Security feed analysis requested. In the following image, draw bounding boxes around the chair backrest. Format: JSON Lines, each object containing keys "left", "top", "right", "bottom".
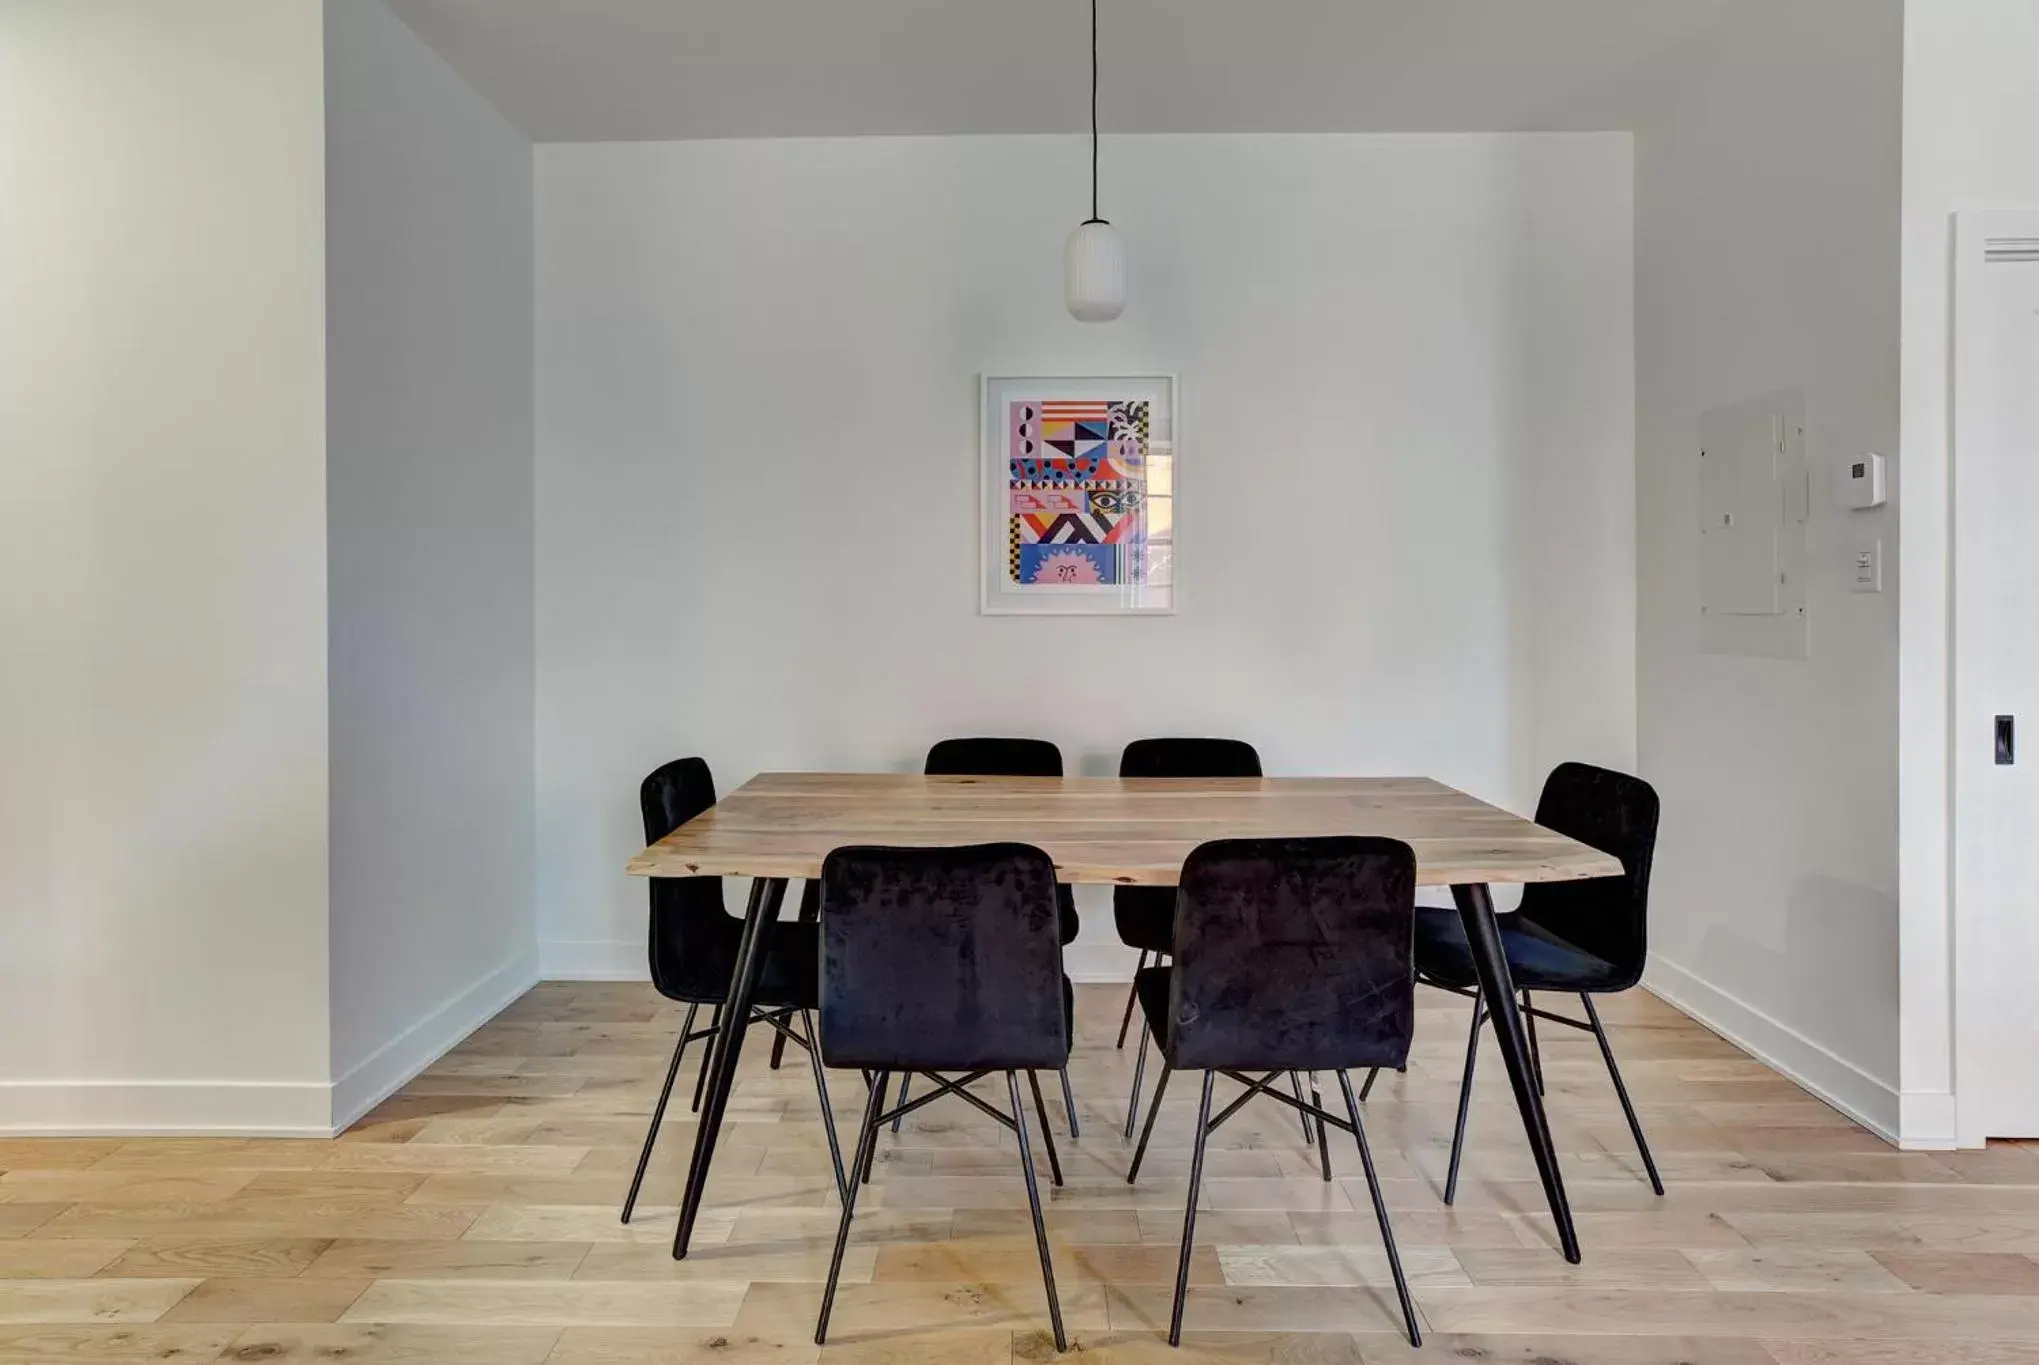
{"left": 925, "top": 737, "right": 1063, "bottom": 778}
{"left": 1164, "top": 836, "right": 1416, "bottom": 1073}
{"left": 1119, "top": 737, "right": 1262, "bottom": 780}
{"left": 1116, "top": 738, "right": 1263, "bottom": 929}
{"left": 818, "top": 843, "right": 1068, "bottom": 1072}
{"left": 640, "top": 757, "right": 732, "bottom": 998}
{"left": 1514, "top": 762, "right": 1660, "bottom": 987}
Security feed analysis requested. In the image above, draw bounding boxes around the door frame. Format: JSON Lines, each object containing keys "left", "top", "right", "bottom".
{"left": 1952, "top": 209, "right": 2039, "bottom": 1145}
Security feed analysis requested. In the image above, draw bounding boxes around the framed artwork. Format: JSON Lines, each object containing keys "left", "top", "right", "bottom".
{"left": 980, "top": 373, "right": 1177, "bottom": 615}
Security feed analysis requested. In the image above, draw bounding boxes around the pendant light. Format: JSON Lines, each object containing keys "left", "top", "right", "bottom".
{"left": 1064, "top": 0, "right": 1125, "bottom": 322}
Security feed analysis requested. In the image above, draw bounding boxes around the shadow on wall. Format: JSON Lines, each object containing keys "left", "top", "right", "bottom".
{"left": 1674, "top": 871, "right": 1897, "bottom": 1096}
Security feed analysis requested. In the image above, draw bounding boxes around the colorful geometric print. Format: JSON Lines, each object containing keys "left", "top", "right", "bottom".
{"left": 1014, "top": 510, "right": 1138, "bottom": 546}
{"left": 1007, "top": 398, "right": 1152, "bottom": 588}
{"left": 1017, "top": 543, "right": 1117, "bottom": 585}
{"left": 1010, "top": 454, "right": 1108, "bottom": 484}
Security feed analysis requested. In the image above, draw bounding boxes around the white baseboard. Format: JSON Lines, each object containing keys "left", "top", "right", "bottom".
{"left": 1644, "top": 953, "right": 1899, "bottom": 1142}
{"left": 1902, "top": 1089, "right": 1959, "bottom": 1150}
{"left": 542, "top": 938, "right": 646, "bottom": 980}
{"left": 0, "top": 1079, "right": 334, "bottom": 1138}
{"left": 329, "top": 951, "right": 541, "bottom": 1134}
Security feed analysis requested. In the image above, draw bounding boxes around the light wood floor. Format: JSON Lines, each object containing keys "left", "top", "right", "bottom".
{"left": 5, "top": 983, "right": 2037, "bottom": 1363}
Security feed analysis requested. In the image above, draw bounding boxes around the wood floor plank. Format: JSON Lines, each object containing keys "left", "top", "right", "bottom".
{"left": 873, "top": 1238, "right": 1220, "bottom": 1286}
{"left": 341, "top": 1277, "right": 748, "bottom": 1327}
{"left": 97, "top": 1235, "right": 332, "bottom": 1279}
{"left": 0, "top": 1240, "right": 133, "bottom": 1278}
{"left": 305, "top": 1237, "right": 593, "bottom": 1279}
{"left": 1104, "top": 1283, "right": 1416, "bottom": 1335}
{"left": 1451, "top": 1244, "right": 1706, "bottom": 1289}
{"left": 1418, "top": 1287, "right": 2039, "bottom": 1340}
{"left": 0, "top": 1279, "right": 199, "bottom": 1324}
{"left": 0, "top": 1324, "right": 241, "bottom": 1360}
{"left": 1681, "top": 1248, "right": 1912, "bottom": 1293}
{"left": 220, "top": 1323, "right": 561, "bottom": 1363}
{"left": 1024, "top": 1330, "right": 1371, "bottom": 1362}
{"left": 1216, "top": 1243, "right": 1468, "bottom": 1289}
{"left": 155, "top": 1273, "right": 371, "bottom": 1322}
{"left": 1868, "top": 1250, "right": 2039, "bottom": 1295}
{"left": 1353, "top": 1333, "right": 1778, "bottom": 1363}
{"left": 32, "top": 1197, "right": 485, "bottom": 1242}
{"left": 734, "top": 1278, "right": 1109, "bottom": 1336}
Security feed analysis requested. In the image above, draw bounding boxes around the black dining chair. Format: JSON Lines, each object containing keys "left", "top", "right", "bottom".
{"left": 879, "top": 738, "right": 1082, "bottom": 1136}
{"left": 813, "top": 843, "right": 1072, "bottom": 1351}
{"left": 1397, "top": 761, "right": 1662, "bottom": 1205}
{"left": 1112, "top": 740, "right": 1319, "bottom": 1158}
{"left": 1124, "top": 837, "right": 1423, "bottom": 1348}
{"left": 621, "top": 758, "right": 845, "bottom": 1224}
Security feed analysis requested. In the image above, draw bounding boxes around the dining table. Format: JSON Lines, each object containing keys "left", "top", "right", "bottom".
{"left": 626, "top": 770, "right": 1624, "bottom": 1265}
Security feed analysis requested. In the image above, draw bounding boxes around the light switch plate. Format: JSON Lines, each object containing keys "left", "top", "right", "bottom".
{"left": 1853, "top": 539, "right": 1884, "bottom": 593}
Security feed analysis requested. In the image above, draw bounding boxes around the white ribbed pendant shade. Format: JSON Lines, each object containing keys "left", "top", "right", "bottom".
{"left": 1064, "top": 220, "right": 1126, "bottom": 322}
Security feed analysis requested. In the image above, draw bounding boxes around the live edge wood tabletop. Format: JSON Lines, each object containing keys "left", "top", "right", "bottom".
{"left": 626, "top": 772, "right": 1622, "bottom": 888}
{"left": 628, "top": 771, "right": 1620, "bottom": 1269}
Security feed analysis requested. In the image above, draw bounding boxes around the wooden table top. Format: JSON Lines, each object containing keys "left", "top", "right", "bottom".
{"left": 627, "top": 772, "right": 1622, "bottom": 888}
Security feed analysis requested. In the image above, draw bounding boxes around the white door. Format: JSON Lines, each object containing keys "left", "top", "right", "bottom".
{"left": 1955, "top": 211, "right": 2039, "bottom": 1141}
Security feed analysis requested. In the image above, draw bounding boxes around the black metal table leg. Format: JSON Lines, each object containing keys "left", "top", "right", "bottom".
{"left": 1450, "top": 881, "right": 1580, "bottom": 1264}
{"left": 672, "top": 876, "right": 785, "bottom": 1259}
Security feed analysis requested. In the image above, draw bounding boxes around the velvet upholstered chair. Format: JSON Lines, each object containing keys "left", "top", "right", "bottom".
{"left": 813, "top": 843, "right": 1072, "bottom": 1351}
{"left": 1401, "top": 761, "right": 1663, "bottom": 1205}
{"left": 1112, "top": 739, "right": 1322, "bottom": 1160}
{"left": 883, "top": 738, "right": 1082, "bottom": 1136}
{"left": 1125, "top": 837, "right": 1423, "bottom": 1348}
{"left": 622, "top": 758, "right": 845, "bottom": 1223}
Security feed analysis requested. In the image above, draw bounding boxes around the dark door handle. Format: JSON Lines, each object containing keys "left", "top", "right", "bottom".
{"left": 1997, "top": 715, "right": 2016, "bottom": 766}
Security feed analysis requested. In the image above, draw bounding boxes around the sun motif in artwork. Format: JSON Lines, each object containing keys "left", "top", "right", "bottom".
{"left": 1036, "top": 549, "right": 1103, "bottom": 585}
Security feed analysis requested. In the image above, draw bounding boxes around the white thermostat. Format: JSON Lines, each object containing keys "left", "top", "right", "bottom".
{"left": 1837, "top": 452, "right": 1887, "bottom": 510}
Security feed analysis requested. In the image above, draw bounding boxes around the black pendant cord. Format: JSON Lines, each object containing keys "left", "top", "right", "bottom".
{"left": 1085, "top": 0, "right": 1105, "bottom": 226}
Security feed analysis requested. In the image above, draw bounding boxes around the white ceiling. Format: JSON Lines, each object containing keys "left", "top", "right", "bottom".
{"left": 382, "top": 0, "right": 1744, "bottom": 142}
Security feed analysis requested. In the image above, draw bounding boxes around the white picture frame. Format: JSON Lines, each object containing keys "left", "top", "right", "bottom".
{"left": 979, "top": 373, "right": 1178, "bottom": 616}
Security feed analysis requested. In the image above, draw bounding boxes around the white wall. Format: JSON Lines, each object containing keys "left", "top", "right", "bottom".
{"left": 534, "top": 133, "right": 1636, "bottom": 978}
{"left": 0, "top": 0, "right": 334, "bottom": 1132}
{"left": 324, "top": 0, "right": 538, "bottom": 1128}
{"left": 1898, "top": 0, "right": 2039, "bottom": 1148}
{"left": 1616, "top": 1, "right": 1903, "bottom": 1135}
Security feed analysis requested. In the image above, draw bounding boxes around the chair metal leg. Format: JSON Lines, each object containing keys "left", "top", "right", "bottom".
{"left": 1524, "top": 989, "right": 1544, "bottom": 1097}
{"left": 1058, "top": 1067, "right": 1081, "bottom": 1139}
{"left": 815, "top": 1070, "right": 885, "bottom": 1346}
{"left": 860, "top": 1072, "right": 896, "bottom": 1186}
{"left": 774, "top": 879, "right": 820, "bottom": 1074}
{"left": 1026, "top": 1071, "right": 1064, "bottom": 1187}
{"left": 621, "top": 1004, "right": 695, "bottom": 1224}
{"left": 890, "top": 1072, "right": 912, "bottom": 1135}
{"left": 1126, "top": 1062, "right": 1173, "bottom": 1185}
{"left": 690, "top": 1003, "right": 722, "bottom": 1113}
{"left": 1444, "top": 989, "right": 1484, "bottom": 1206}
{"left": 1582, "top": 993, "right": 1664, "bottom": 1196}
{"left": 801, "top": 1010, "right": 847, "bottom": 1202}
{"left": 1359, "top": 1067, "right": 1380, "bottom": 1102}
{"left": 1310, "top": 1074, "right": 1332, "bottom": 1183}
{"left": 1124, "top": 1027, "right": 1150, "bottom": 1140}
{"left": 1008, "top": 1071, "right": 1068, "bottom": 1352}
{"left": 1338, "top": 1070, "right": 1422, "bottom": 1348}
{"left": 1288, "top": 1071, "right": 1317, "bottom": 1149}
{"left": 1169, "top": 1070, "right": 1217, "bottom": 1347}
{"left": 1116, "top": 950, "right": 1149, "bottom": 1048}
